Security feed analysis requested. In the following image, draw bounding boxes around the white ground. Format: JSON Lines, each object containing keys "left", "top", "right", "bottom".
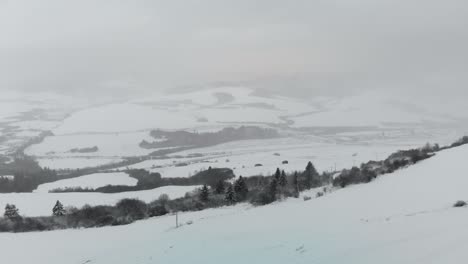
{"left": 290, "top": 92, "right": 462, "bottom": 128}
{"left": 36, "top": 157, "right": 124, "bottom": 170}
{"left": 34, "top": 172, "right": 138, "bottom": 193}
{"left": 0, "top": 90, "right": 88, "bottom": 156}
{"left": 21, "top": 87, "right": 468, "bottom": 173}
{"left": 0, "top": 185, "right": 199, "bottom": 217}
{"left": 26, "top": 131, "right": 155, "bottom": 157}
{"left": 2, "top": 144, "right": 468, "bottom": 263}
{"left": 122, "top": 132, "right": 457, "bottom": 179}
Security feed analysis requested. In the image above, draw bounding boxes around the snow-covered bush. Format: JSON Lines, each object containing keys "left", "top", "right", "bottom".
{"left": 454, "top": 200, "right": 467, "bottom": 207}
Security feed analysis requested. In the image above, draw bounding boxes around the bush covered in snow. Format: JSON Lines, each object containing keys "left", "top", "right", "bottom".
{"left": 454, "top": 200, "right": 467, "bottom": 208}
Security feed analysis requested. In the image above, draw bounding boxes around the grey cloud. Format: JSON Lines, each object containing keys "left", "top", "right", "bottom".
{"left": 0, "top": 0, "right": 467, "bottom": 97}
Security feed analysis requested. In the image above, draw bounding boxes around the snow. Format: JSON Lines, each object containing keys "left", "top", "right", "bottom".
{"left": 3, "top": 145, "right": 468, "bottom": 263}
{"left": 0, "top": 185, "right": 199, "bottom": 217}
{"left": 53, "top": 103, "right": 199, "bottom": 134}
{"left": 160, "top": 136, "right": 436, "bottom": 176}
{"left": 22, "top": 88, "right": 466, "bottom": 174}
{"left": 26, "top": 131, "right": 155, "bottom": 157}
{"left": 34, "top": 172, "right": 138, "bottom": 193}
{"left": 36, "top": 157, "right": 124, "bottom": 170}
{"left": 291, "top": 92, "right": 460, "bottom": 128}
{"left": 0, "top": 90, "right": 86, "bottom": 156}
{"left": 49, "top": 87, "right": 317, "bottom": 135}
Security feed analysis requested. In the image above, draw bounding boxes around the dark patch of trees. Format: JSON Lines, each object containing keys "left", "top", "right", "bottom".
{"left": 140, "top": 126, "right": 279, "bottom": 149}
{"left": 333, "top": 146, "right": 434, "bottom": 188}
{"left": 0, "top": 198, "right": 153, "bottom": 232}
{"left": 0, "top": 157, "right": 59, "bottom": 193}
{"left": 50, "top": 168, "right": 235, "bottom": 193}
{"left": 447, "top": 136, "right": 468, "bottom": 149}
{"left": 69, "top": 146, "right": 99, "bottom": 153}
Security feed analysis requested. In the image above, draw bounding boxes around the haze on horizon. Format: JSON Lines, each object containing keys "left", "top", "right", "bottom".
{"left": 1, "top": 0, "right": 467, "bottom": 99}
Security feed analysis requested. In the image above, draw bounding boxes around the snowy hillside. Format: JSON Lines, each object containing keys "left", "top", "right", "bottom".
{"left": 34, "top": 172, "right": 138, "bottom": 193}
{"left": 19, "top": 87, "right": 464, "bottom": 174}
{"left": 2, "top": 143, "right": 468, "bottom": 263}
{"left": 0, "top": 185, "right": 199, "bottom": 217}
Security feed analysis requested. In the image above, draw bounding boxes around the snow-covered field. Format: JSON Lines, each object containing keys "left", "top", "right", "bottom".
{"left": 2, "top": 143, "right": 468, "bottom": 263}
{"left": 34, "top": 172, "right": 138, "bottom": 193}
{"left": 0, "top": 185, "right": 199, "bottom": 217}
{"left": 121, "top": 131, "right": 457, "bottom": 179}
{"left": 36, "top": 157, "right": 124, "bottom": 170}
{"left": 50, "top": 87, "right": 315, "bottom": 135}
{"left": 19, "top": 87, "right": 467, "bottom": 175}
{"left": 0, "top": 90, "right": 87, "bottom": 156}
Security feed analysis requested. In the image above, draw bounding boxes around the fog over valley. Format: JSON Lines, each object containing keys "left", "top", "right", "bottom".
{"left": 1, "top": 1, "right": 468, "bottom": 264}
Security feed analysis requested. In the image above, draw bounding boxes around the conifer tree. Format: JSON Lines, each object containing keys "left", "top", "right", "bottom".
{"left": 199, "top": 184, "right": 210, "bottom": 202}
{"left": 225, "top": 184, "right": 236, "bottom": 204}
{"left": 214, "top": 180, "right": 225, "bottom": 194}
{"left": 4, "top": 204, "right": 19, "bottom": 219}
{"left": 274, "top": 168, "right": 281, "bottom": 181}
{"left": 269, "top": 178, "right": 278, "bottom": 201}
{"left": 234, "top": 176, "right": 248, "bottom": 201}
{"left": 293, "top": 171, "right": 300, "bottom": 197}
{"left": 52, "top": 200, "right": 66, "bottom": 216}
{"left": 279, "top": 170, "right": 287, "bottom": 188}
{"left": 304, "top": 161, "right": 319, "bottom": 189}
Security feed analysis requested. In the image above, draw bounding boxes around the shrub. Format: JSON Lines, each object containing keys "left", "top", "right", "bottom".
{"left": 148, "top": 204, "right": 169, "bottom": 217}
{"left": 116, "top": 199, "right": 148, "bottom": 221}
{"left": 251, "top": 190, "right": 275, "bottom": 205}
{"left": 454, "top": 200, "right": 467, "bottom": 207}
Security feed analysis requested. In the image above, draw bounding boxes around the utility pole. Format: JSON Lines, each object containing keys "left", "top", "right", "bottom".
{"left": 175, "top": 212, "right": 179, "bottom": 228}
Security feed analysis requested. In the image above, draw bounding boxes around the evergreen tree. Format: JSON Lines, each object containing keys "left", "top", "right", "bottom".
{"left": 279, "top": 170, "right": 287, "bottom": 188}
{"left": 293, "top": 171, "right": 300, "bottom": 197}
{"left": 214, "top": 180, "right": 225, "bottom": 194}
{"left": 4, "top": 204, "right": 19, "bottom": 219}
{"left": 52, "top": 200, "right": 66, "bottom": 216}
{"left": 199, "top": 184, "right": 210, "bottom": 202}
{"left": 269, "top": 178, "right": 278, "bottom": 201}
{"left": 304, "top": 161, "right": 319, "bottom": 189}
{"left": 274, "top": 168, "right": 281, "bottom": 181}
{"left": 225, "top": 184, "right": 236, "bottom": 204}
{"left": 234, "top": 176, "right": 249, "bottom": 201}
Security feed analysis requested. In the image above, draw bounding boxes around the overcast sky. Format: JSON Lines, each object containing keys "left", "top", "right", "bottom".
{"left": 1, "top": 0, "right": 467, "bottom": 97}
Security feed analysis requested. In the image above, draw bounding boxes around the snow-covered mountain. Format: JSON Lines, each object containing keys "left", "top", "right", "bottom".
{"left": 2, "top": 143, "right": 468, "bottom": 263}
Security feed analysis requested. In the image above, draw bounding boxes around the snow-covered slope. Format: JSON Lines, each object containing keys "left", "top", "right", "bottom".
{"left": 291, "top": 92, "right": 463, "bottom": 128}
{"left": 3, "top": 145, "right": 468, "bottom": 263}
{"left": 34, "top": 172, "right": 138, "bottom": 193}
{"left": 0, "top": 185, "right": 199, "bottom": 217}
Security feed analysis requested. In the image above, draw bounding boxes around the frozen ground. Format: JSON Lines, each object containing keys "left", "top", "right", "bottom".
{"left": 34, "top": 172, "right": 138, "bottom": 193}
{"left": 0, "top": 185, "right": 199, "bottom": 217}
{"left": 25, "top": 131, "right": 155, "bottom": 157}
{"left": 21, "top": 87, "right": 467, "bottom": 175}
{"left": 0, "top": 90, "right": 86, "bottom": 155}
{"left": 122, "top": 130, "right": 458, "bottom": 179}
{"left": 35, "top": 157, "right": 124, "bottom": 170}
{"left": 2, "top": 144, "right": 468, "bottom": 263}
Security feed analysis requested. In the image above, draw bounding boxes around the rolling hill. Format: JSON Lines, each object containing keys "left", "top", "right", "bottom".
{"left": 2, "top": 144, "right": 468, "bottom": 263}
